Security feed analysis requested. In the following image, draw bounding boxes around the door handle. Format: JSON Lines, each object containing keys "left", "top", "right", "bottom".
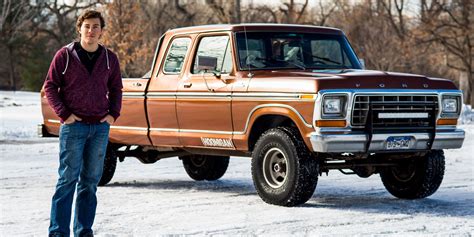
{"left": 183, "top": 82, "right": 192, "bottom": 88}
{"left": 132, "top": 82, "right": 142, "bottom": 87}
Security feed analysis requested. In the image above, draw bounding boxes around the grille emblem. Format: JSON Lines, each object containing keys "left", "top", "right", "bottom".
{"left": 402, "top": 83, "right": 408, "bottom": 88}
{"left": 423, "top": 84, "right": 429, "bottom": 88}
{"left": 379, "top": 83, "right": 385, "bottom": 88}
{"left": 356, "top": 83, "right": 360, "bottom": 87}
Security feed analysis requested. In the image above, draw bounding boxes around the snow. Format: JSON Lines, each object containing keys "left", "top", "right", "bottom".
{"left": 0, "top": 91, "right": 473, "bottom": 236}
{"left": 460, "top": 104, "right": 474, "bottom": 125}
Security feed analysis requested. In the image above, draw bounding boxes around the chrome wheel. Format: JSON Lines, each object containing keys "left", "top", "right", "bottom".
{"left": 262, "top": 148, "right": 289, "bottom": 188}
{"left": 251, "top": 127, "right": 319, "bottom": 206}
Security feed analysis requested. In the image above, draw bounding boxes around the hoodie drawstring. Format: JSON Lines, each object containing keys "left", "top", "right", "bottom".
{"left": 62, "top": 50, "right": 70, "bottom": 75}
{"left": 62, "top": 43, "right": 110, "bottom": 74}
{"left": 105, "top": 47, "right": 110, "bottom": 70}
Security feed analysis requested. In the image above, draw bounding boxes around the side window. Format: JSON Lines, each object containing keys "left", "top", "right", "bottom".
{"left": 192, "top": 35, "right": 232, "bottom": 74}
{"left": 163, "top": 38, "right": 191, "bottom": 74}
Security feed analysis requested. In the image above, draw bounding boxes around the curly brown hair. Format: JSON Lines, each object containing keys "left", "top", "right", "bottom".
{"left": 76, "top": 9, "right": 105, "bottom": 34}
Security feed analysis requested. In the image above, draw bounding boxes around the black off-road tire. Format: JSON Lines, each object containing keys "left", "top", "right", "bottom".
{"left": 380, "top": 150, "right": 445, "bottom": 199}
{"left": 251, "top": 127, "right": 319, "bottom": 206}
{"left": 98, "top": 145, "right": 118, "bottom": 186}
{"left": 181, "top": 155, "right": 230, "bottom": 181}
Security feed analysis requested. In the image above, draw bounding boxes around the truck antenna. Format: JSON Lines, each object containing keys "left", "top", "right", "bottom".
{"left": 244, "top": 24, "right": 253, "bottom": 92}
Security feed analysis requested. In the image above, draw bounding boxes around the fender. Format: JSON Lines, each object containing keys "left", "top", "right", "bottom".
{"left": 233, "top": 103, "right": 315, "bottom": 151}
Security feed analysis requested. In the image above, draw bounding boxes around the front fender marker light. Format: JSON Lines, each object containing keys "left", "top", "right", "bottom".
{"left": 315, "top": 120, "right": 347, "bottom": 127}
{"left": 437, "top": 118, "right": 458, "bottom": 126}
{"left": 300, "top": 94, "right": 316, "bottom": 100}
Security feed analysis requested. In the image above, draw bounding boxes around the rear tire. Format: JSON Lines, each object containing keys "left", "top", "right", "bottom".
{"left": 181, "top": 155, "right": 230, "bottom": 181}
{"left": 251, "top": 127, "right": 318, "bottom": 206}
{"left": 98, "top": 145, "right": 118, "bottom": 186}
{"left": 380, "top": 150, "right": 445, "bottom": 199}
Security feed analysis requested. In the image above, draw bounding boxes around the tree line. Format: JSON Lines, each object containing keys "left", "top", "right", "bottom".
{"left": 0, "top": 0, "right": 472, "bottom": 105}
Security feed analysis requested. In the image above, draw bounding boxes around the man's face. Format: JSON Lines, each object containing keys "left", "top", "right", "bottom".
{"left": 79, "top": 18, "right": 102, "bottom": 45}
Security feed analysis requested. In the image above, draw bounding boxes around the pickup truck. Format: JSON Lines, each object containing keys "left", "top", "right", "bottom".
{"left": 40, "top": 24, "right": 465, "bottom": 206}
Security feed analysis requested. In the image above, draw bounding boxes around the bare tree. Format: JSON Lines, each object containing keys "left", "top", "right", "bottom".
{"left": 37, "top": 0, "right": 101, "bottom": 47}
{"left": 242, "top": 0, "right": 309, "bottom": 24}
{"left": 308, "top": 0, "right": 338, "bottom": 26}
{"left": 0, "top": 0, "right": 39, "bottom": 90}
{"left": 243, "top": 5, "right": 278, "bottom": 23}
{"left": 279, "top": 0, "right": 309, "bottom": 24}
{"left": 234, "top": 0, "right": 241, "bottom": 23}
{"left": 204, "top": 0, "right": 242, "bottom": 24}
{"left": 205, "top": 0, "right": 233, "bottom": 23}
{"left": 379, "top": 0, "right": 408, "bottom": 40}
{"left": 166, "top": 0, "right": 198, "bottom": 27}
{"left": 420, "top": 0, "right": 473, "bottom": 105}
{"left": 0, "top": 0, "right": 468, "bottom": 94}
{"left": 102, "top": 0, "right": 152, "bottom": 77}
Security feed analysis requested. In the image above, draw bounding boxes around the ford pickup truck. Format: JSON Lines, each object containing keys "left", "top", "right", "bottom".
{"left": 40, "top": 24, "right": 465, "bottom": 206}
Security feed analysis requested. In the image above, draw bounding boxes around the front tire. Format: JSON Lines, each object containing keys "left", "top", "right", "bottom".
{"left": 181, "top": 155, "right": 230, "bottom": 181}
{"left": 380, "top": 150, "right": 445, "bottom": 199}
{"left": 98, "top": 145, "right": 118, "bottom": 186}
{"left": 251, "top": 127, "right": 319, "bottom": 206}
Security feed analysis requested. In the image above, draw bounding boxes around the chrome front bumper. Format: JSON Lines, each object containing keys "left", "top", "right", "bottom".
{"left": 310, "top": 129, "right": 465, "bottom": 153}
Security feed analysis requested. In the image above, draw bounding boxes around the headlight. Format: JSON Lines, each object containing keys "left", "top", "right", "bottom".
{"left": 324, "top": 98, "right": 342, "bottom": 114}
{"left": 322, "top": 95, "right": 346, "bottom": 117}
{"left": 442, "top": 96, "right": 459, "bottom": 113}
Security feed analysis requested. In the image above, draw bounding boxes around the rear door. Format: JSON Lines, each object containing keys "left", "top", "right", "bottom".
{"left": 147, "top": 36, "right": 193, "bottom": 147}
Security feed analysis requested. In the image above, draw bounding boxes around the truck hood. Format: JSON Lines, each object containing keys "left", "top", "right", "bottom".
{"left": 246, "top": 69, "right": 458, "bottom": 92}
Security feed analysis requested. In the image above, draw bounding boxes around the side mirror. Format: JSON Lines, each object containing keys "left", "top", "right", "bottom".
{"left": 197, "top": 55, "right": 218, "bottom": 72}
{"left": 359, "top": 58, "right": 365, "bottom": 70}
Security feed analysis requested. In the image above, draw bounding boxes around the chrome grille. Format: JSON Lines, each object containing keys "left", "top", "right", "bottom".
{"left": 351, "top": 95, "right": 438, "bottom": 129}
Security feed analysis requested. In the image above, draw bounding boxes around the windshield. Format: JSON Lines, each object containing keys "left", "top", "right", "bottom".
{"left": 236, "top": 32, "right": 361, "bottom": 70}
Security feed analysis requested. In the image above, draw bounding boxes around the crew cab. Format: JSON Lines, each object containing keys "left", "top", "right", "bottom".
{"left": 40, "top": 24, "right": 465, "bottom": 206}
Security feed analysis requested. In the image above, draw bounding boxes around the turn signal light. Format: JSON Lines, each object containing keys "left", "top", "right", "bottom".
{"left": 437, "top": 118, "right": 458, "bottom": 125}
{"left": 315, "top": 120, "right": 347, "bottom": 127}
{"left": 300, "top": 94, "right": 316, "bottom": 100}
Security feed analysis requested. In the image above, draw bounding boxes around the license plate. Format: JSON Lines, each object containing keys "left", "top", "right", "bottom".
{"left": 386, "top": 136, "right": 412, "bottom": 150}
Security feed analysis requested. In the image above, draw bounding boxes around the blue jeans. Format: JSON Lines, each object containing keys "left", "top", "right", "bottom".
{"left": 49, "top": 121, "right": 110, "bottom": 237}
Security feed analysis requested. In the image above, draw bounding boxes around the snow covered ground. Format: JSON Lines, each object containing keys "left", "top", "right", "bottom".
{"left": 0, "top": 91, "right": 473, "bottom": 236}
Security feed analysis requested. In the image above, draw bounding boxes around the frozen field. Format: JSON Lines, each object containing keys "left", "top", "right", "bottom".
{"left": 0, "top": 91, "right": 473, "bottom": 236}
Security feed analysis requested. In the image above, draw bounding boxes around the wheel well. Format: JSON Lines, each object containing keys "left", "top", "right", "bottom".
{"left": 248, "top": 115, "right": 298, "bottom": 152}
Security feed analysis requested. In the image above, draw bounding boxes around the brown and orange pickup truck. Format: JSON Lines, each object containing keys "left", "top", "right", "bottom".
{"left": 40, "top": 24, "right": 465, "bottom": 206}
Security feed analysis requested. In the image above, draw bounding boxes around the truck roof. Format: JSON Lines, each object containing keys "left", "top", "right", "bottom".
{"left": 167, "top": 24, "right": 344, "bottom": 35}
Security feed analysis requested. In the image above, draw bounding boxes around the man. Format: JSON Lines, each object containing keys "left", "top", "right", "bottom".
{"left": 44, "top": 9, "right": 122, "bottom": 237}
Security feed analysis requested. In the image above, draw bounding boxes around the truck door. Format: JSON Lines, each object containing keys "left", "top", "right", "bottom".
{"left": 147, "top": 37, "right": 193, "bottom": 147}
{"left": 110, "top": 76, "right": 150, "bottom": 145}
{"left": 176, "top": 34, "right": 235, "bottom": 149}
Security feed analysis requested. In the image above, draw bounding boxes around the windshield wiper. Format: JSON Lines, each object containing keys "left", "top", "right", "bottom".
{"left": 312, "top": 55, "right": 343, "bottom": 65}
{"left": 275, "top": 59, "right": 306, "bottom": 70}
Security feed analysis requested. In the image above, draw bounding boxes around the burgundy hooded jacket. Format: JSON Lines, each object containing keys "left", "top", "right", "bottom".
{"left": 44, "top": 43, "right": 123, "bottom": 123}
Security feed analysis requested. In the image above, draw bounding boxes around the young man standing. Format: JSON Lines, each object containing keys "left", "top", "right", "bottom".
{"left": 44, "top": 10, "right": 122, "bottom": 237}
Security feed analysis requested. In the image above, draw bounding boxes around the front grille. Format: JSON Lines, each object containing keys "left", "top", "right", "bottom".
{"left": 351, "top": 95, "right": 438, "bottom": 132}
